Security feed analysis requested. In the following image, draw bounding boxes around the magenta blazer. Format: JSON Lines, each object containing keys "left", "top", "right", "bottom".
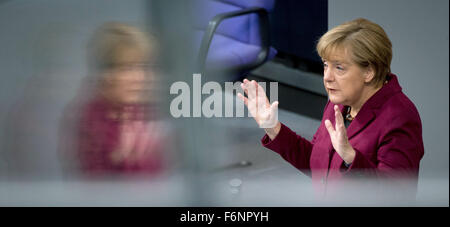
{"left": 77, "top": 96, "right": 165, "bottom": 176}
{"left": 261, "top": 74, "right": 424, "bottom": 198}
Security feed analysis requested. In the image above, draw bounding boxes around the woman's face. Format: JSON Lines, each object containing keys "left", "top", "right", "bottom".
{"left": 102, "top": 63, "right": 154, "bottom": 104}
{"left": 322, "top": 49, "right": 370, "bottom": 107}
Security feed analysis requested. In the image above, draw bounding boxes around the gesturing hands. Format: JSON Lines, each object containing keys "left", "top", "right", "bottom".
{"left": 237, "top": 79, "right": 279, "bottom": 129}
{"left": 237, "top": 79, "right": 356, "bottom": 165}
{"left": 111, "top": 120, "right": 164, "bottom": 165}
{"left": 324, "top": 105, "right": 356, "bottom": 165}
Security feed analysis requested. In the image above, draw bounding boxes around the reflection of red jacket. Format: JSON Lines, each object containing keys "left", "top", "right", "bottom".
{"left": 77, "top": 96, "right": 165, "bottom": 176}
{"left": 262, "top": 74, "right": 424, "bottom": 198}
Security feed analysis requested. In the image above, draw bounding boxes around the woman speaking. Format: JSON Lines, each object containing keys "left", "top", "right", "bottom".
{"left": 238, "top": 18, "right": 424, "bottom": 201}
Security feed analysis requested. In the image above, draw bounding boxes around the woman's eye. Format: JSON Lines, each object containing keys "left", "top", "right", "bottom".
{"left": 336, "top": 66, "right": 344, "bottom": 71}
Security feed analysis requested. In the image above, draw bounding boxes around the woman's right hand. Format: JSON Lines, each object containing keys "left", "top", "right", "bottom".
{"left": 238, "top": 79, "right": 281, "bottom": 139}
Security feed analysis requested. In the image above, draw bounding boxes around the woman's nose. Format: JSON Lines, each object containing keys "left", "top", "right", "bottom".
{"left": 323, "top": 67, "right": 334, "bottom": 82}
{"left": 129, "top": 69, "right": 146, "bottom": 82}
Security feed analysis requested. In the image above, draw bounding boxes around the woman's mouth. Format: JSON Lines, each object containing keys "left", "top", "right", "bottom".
{"left": 327, "top": 88, "right": 338, "bottom": 93}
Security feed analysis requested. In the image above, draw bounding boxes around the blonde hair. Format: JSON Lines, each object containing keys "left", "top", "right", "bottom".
{"left": 316, "top": 18, "right": 392, "bottom": 86}
{"left": 88, "top": 22, "right": 154, "bottom": 71}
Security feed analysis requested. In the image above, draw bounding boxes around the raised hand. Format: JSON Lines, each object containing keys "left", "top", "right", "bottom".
{"left": 110, "top": 121, "right": 138, "bottom": 164}
{"left": 237, "top": 79, "right": 279, "bottom": 129}
{"left": 324, "top": 105, "right": 356, "bottom": 165}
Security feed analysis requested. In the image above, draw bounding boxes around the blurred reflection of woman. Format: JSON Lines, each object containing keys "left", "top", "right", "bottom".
{"left": 238, "top": 18, "right": 424, "bottom": 200}
{"left": 63, "top": 23, "right": 170, "bottom": 177}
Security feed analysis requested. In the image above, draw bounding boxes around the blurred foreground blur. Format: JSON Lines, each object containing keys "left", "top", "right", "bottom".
{"left": 0, "top": 0, "right": 448, "bottom": 206}
{"left": 59, "top": 22, "right": 175, "bottom": 178}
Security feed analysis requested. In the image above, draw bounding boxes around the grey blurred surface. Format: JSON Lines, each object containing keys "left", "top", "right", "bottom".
{"left": 0, "top": 0, "right": 448, "bottom": 206}
{"left": 0, "top": 0, "right": 150, "bottom": 178}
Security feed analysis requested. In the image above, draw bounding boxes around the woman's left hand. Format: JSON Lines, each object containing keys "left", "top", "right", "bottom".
{"left": 325, "top": 105, "right": 356, "bottom": 165}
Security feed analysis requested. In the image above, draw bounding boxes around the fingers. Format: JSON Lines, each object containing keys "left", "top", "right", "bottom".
{"left": 240, "top": 79, "right": 257, "bottom": 100}
{"left": 270, "top": 101, "right": 279, "bottom": 110}
{"left": 241, "top": 79, "right": 257, "bottom": 113}
{"left": 268, "top": 101, "right": 279, "bottom": 125}
{"left": 248, "top": 80, "right": 257, "bottom": 100}
{"left": 241, "top": 79, "right": 250, "bottom": 97}
{"left": 324, "top": 119, "right": 335, "bottom": 136}
{"left": 240, "top": 79, "right": 251, "bottom": 90}
{"left": 237, "top": 92, "right": 248, "bottom": 106}
{"left": 333, "top": 105, "right": 346, "bottom": 134}
{"left": 241, "top": 79, "right": 267, "bottom": 97}
{"left": 241, "top": 77, "right": 273, "bottom": 113}
{"left": 256, "top": 80, "right": 270, "bottom": 107}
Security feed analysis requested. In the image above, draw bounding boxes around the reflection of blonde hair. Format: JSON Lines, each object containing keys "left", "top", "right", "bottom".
{"left": 317, "top": 18, "right": 392, "bottom": 86}
{"left": 89, "top": 22, "right": 154, "bottom": 71}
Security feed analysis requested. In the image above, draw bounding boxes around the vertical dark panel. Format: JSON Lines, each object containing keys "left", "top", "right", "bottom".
{"left": 270, "top": 0, "right": 328, "bottom": 71}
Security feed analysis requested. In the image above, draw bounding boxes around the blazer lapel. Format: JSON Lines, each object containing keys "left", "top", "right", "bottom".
{"left": 322, "top": 74, "right": 403, "bottom": 172}
{"left": 346, "top": 73, "right": 402, "bottom": 140}
{"left": 333, "top": 104, "right": 375, "bottom": 141}
{"left": 346, "top": 108, "right": 375, "bottom": 140}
